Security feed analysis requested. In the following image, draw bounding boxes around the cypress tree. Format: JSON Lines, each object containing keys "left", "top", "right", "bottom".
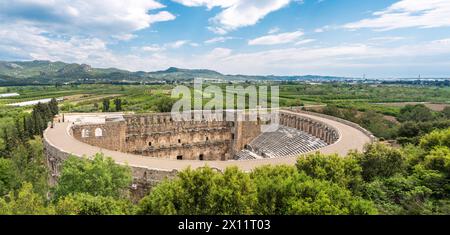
{"left": 26, "top": 116, "right": 34, "bottom": 139}
{"left": 2, "top": 128, "right": 12, "bottom": 156}
{"left": 102, "top": 99, "right": 110, "bottom": 112}
{"left": 49, "top": 98, "right": 59, "bottom": 116}
{"left": 114, "top": 98, "right": 122, "bottom": 112}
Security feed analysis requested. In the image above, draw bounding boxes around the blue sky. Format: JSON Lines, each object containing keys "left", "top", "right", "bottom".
{"left": 1, "top": 0, "right": 450, "bottom": 78}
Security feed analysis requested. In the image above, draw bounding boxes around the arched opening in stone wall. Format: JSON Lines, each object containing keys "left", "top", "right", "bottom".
{"left": 177, "top": 155, "right": 183, "bottom": 160}
{"left": 95, "top": 128, "right": 103, "bottom": 137}
{"left": 199, "top": 154, "right": 204, "bottom": 161}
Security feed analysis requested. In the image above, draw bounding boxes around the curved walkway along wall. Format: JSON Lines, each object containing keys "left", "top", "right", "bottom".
{"left": 44, "top": 110, "right": 374, "bottom": 199}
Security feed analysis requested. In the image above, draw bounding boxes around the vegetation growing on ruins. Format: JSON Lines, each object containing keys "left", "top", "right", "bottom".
{"left": 0, "top": 83, "right": 449, "bottom": 215}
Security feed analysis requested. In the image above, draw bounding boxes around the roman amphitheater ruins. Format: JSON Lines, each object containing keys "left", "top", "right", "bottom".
{"left": 44, "top": 108, "right": 376, "bottom": 198}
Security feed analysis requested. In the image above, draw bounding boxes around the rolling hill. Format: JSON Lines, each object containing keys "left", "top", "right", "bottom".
{"left": 0, "top": 60, "right": 348, "bottom": 85}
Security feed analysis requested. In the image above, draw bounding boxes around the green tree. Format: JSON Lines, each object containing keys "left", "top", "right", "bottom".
{"left": 154, "top": 97, "right": 176, "bottom": 113}
{"left": 56, "top": 193, "right": 135, "bottom": 215}
{"left": 210, "top": 167, "right": 256, "bottom": 214}
{"left": 398, "top": 104, "right": 434, "bottom": 122}
{"left": 102, "top": 99, "right": 110, "bottom": 112}
{"left": 137, "top": 179, "right": 182, "bottom": 215}
{"left": 48, "top": 98, "right": 59, "bottom": 116}
{"left": 419, "top": 128, "right": 450, "bottom": 151}
{"left": 361, "top": 174, "right": 436, "bottom": 215}
{"left": 356, "top": 143, "right": 406, "bottom": 181}
{"left": 296, "top": 152, "right": 363, "bottom": 193}
{"left": 11, "top": 138, "right": 49, "bottom": 196}
{"left": 323, "top": 105, "right": 342, "bottom": 117}
{"left": 442, "top": 107, "right": 450, "bottom": 119}
{"left": 342, "top": 108, "right": 359, "bottom": 123}
{"left": 0, "top": 158, "right": 16, "bottom": 196}
{"left": 114, "top": 98, "right": 122, "bottom": 111}
{"left": 251, "top": 165, "right": 376, "bottom": 215}
{"left": 359, "top": 111, "right": 396, "bottom": 140}
{"left": 53, "top": 153, "right": 132, "bottom": 200}
{"left": 0, "top": 182, "right": 54, "bottom": 215}
{"left": 138, "top": 167, "right": 257, "bottom": 215}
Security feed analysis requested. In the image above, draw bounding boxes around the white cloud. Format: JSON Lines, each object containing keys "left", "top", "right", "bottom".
{"left": 0, "top": 0, "right": 176, "bottom": 39}
{"left": 206, "top": 47, "right": 233, "bottom": 59}
{"left": 294, "top": 39, "right": 315, "bottom": 45}
{"left": 180, "top": 38, "right": 450, "bottom": 76}
{"left": 166, "top": 40, "right": 190, "bottom": 49}
{"left": 0, "top": 23, "right": 113, "bottom": 63}
{"left": 172, "top": 0, "right": 237, "bottom": 9}
{"left": 112, "top": 34, "right": 137, "bottom": 41}
{"left": 140, "top": 40, "right": 197, "bottom": 53}
{"left": 0, "top": 22, "right": 188, "bottom": 71}
{"left": 248, "top": 30, "right": 304, "bottom": 45}
{"left": 3, "top": 23, "right": 450, "bottom": 77}
{"left": 344, "top": 0, "right": 450, "bottom": 31}
{"left": 141, "top": 45, "right": 165, "bottom": 52}
{"left": 268, "top": 27, "right": 281, "bottom": 34}
{"left": 368, "top": 37, "right": 406, "bottom": 43}
{"left": 174, "top": 0, "right": 298, "bottom": 33}
{"left": 204, "top": 36, "right": 234, "bottom": 44}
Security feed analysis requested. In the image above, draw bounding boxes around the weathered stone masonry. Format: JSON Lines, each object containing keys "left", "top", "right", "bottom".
{"left": 44, "top": 110, "right": 345, "bottom": 199}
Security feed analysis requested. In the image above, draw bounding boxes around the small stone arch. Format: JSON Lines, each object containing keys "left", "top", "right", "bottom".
{"left": 95, "top": 128, "right": 103, "bottom": 137}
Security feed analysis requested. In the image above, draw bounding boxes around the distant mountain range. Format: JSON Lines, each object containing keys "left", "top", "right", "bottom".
{"left": 0, "top": 60, "right": 351, "bottom": 85}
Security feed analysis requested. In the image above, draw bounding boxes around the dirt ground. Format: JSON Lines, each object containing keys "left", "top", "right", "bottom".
{"left": 64, "top": 94, "right": 123, "bottom": 105}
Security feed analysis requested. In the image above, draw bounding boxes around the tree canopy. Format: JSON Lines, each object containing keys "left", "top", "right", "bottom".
{"left": 53, "top": 153, "right": 132, "bottom": 200}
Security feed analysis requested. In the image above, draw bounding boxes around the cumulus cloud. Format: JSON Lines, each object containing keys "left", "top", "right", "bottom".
{"left": 173, "top": 0, "right": 298, "bottom": 33}
{"left": 181, "top": 38, "right": 450, "bottom": 76}
{"left": 3, "top": 23, "right": 450, "bottom": 77}
{"left": 344, "top": 0, "right": 450, "bottom": 31}
{"left": 0, "top": 0, "right": 176, "bottom": 39}
{"left": 248, "top": 30, "right": 304, "bottom": 45}
{"left": 0, "top": 23, "right": 113, "bottom": 63}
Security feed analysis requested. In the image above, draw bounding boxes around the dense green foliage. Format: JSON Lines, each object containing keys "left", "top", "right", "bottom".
{"left": 137, "top": 165, "right": 375, "bottom": 215}
{"left": 55, "top": 193, "right": 135, "bottom": 215}
{"left": 53, "top": 154, "right": 132, "bottom": 200}
{"left": 137, "top": 167, "right": 257, "bottom": 215}
{"left": 320, "top": 103, "right": 450, "bottom": 142}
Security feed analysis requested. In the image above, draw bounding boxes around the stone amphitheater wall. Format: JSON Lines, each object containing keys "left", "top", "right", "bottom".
{"left": 279, "top": 111, "right": 340, "bottom": 144}
{"left": 44, "top": 110, "right": 370, "bottom": 200}
{"left": 70, "top": 111, "right": 345, "bottom": 161}
{"left": 71, "top": 121, "right": 127, "bottom": 151}
{"left": 286, "top": 107, "right": 377, "bottom": 142}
